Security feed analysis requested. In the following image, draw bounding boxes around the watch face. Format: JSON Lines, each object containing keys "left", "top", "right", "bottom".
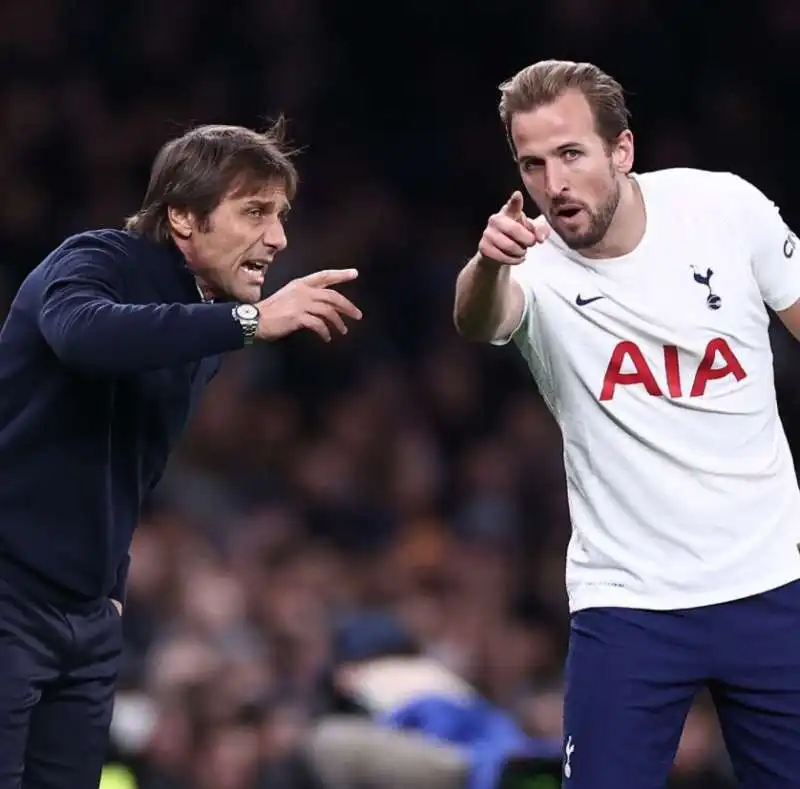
{"left": 237, "top": 304, "right": 259, "bottom": 321}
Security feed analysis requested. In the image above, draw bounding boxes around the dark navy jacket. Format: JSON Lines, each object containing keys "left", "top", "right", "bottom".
{"left": 0, "top": 229, "right": 244, "bottom": 605}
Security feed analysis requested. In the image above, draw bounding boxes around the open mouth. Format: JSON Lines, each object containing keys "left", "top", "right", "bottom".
{"left": 554, "top": 206, "right": 582, "bottom": 220}
{"left": 242, "top": 259, "right": 268, "bottom": 275}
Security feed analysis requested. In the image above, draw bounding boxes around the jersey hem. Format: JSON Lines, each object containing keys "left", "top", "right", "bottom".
{"left": 568, "top": 566, "right": 800, "bottom": 613}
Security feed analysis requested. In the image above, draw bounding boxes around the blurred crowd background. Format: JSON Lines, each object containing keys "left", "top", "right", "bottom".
{"left": 4, "top": 1, "right": 800, "bottom": 788}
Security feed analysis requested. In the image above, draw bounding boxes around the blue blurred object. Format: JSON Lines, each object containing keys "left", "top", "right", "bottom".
{"left": 332, "top": 612, "right": 562, "bottom": 789}
{"left": 380, "top": 695, "right": 561, "bottom": 789}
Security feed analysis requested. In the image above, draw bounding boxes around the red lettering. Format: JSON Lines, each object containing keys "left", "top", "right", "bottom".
{"left": 689, "top": 337, "right": 747, "bottom": 397}
{"left": 600, "top": 341, "right": 663, "bottom": 401}
{"left": 663, "top": 344, "right": 682, "bottom": 397}
{"left": 600, "top": 338, "right": 747, "bottom": 401}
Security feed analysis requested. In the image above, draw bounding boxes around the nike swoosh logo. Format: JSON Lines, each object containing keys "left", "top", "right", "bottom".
{"left": 575, "top": 295, "right": 604, "bottom": 306}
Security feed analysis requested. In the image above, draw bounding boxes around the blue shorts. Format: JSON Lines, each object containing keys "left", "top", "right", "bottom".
{"left": 562, "top": 579, "right": 800, "bottom": 789}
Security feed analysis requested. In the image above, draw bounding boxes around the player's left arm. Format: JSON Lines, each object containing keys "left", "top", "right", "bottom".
{"left": 768, "top": 232, "right": 800, "bottom": 341}
{"left": 736, "top": 174, "right": 800, "bottom": 340}
{"left": 776, "top": 287, "right": 800, "bottom": 341}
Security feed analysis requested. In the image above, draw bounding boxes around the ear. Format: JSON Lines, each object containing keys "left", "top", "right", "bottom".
{"left": 612, "top": 129, "right": 635, "bottom": 175}
{"left": 167, "top": 206, "right": 194, "bottom": 239}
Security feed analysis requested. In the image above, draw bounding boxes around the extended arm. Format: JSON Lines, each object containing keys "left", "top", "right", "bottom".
{"left": 453, "top": 191, "right": 548, "bottom": 343}
{"left": 453, "top": 254, "right": 526, "bottom": 342}
{"left": 39, "top": 249, "right": 244, "bottom": 373}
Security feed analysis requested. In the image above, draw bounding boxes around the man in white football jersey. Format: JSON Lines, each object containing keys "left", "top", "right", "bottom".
{"left": 453, "top": 59, "right": 800, "bottom": 789}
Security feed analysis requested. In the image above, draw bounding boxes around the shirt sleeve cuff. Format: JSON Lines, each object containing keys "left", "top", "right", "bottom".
{"left": 490, "top": 278, "right": 531, "bottom": 346}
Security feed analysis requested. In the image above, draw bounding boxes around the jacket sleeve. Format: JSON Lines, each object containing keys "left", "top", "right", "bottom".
{"left": 38, "top": 246, "right": 245, "bottom": 373}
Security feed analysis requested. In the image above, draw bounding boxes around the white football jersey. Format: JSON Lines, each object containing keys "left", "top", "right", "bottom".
{"left": 499, "top": 168, "right": 800, "bottom": 612}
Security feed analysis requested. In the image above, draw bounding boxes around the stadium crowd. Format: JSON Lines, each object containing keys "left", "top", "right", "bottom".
{"left": 3, "top": 1, "right": 800, "bottom": 787}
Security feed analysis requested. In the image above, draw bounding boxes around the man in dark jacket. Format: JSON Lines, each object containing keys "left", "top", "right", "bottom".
{"left": 0, "top": 120, "right": 361, "bottom": 789}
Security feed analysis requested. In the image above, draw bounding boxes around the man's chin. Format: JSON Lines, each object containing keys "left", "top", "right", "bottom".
{"left": 560, "top": 233, "right": 596, "bottom": 251}
{"left": 227, "top": 283, "right": 264, "bottom": 304}
{"left": 554, "top": 224, "right": 606, "bottom": 252}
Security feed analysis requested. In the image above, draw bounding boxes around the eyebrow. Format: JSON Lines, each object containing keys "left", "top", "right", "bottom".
{"left": 243, "top": 198, "right": 291, "bottom": 216}
{"left": 519, "top": 141, "right": 585, "bottom": 164}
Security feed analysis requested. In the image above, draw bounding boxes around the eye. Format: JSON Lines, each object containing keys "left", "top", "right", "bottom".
{"left": 521, "top": 159, "right": 543, "bottom": 172}
{"left": 563, "top": 148, "right": 582, "bottom": 161}
{"left": 247, "top": 207, "right": 264, "bottom": 218}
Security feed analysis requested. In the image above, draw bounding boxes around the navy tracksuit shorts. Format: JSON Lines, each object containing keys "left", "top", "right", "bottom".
{"left": 0, "top": 574, "right": 122, "bottom": 789}
{"left": 561, "top": 579, "right": 800, "bottom": 788}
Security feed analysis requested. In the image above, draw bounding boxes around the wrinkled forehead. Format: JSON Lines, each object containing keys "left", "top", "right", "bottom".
{"left": 510, "top": 91, "right": 599, "bottom": 156}
{"left": 227, "top": 174, "right": 291, "bottom": 208}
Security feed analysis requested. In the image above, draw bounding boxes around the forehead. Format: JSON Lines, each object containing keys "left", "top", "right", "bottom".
{"left": 510, "top": 90, "right": 598, "bottom": 155}
{"left": 226, "top": 176, "right": 290, "bottom": 206}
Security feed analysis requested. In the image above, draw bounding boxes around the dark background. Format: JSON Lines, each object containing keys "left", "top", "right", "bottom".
{"left": 3, "top": 1, "right": 800, "bottom": 787}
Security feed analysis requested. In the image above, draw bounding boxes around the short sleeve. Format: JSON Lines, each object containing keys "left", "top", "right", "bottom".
{"left": 490, "top": 262, "right": 535, "bottom": 346}
{"left": 730, "top": 174, "right": 800, "bottom": 311}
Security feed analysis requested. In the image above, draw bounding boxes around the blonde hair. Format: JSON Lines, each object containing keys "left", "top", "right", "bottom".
{"left": 498, "top": 60, "right": 630, "bottom": 148}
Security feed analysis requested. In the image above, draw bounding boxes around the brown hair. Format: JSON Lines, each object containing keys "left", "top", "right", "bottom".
{"left": 125, "top": 118, "right": 299, "bottom": 243}
{"left": 498, "top": 60, "right": 630, "bottom": 151}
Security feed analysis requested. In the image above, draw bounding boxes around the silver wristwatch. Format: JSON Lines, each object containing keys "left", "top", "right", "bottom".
{"left": 232, "top": 303, "right": 259, "bottom": 344}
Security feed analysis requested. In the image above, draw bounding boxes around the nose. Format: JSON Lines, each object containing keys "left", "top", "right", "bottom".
{"left": 264, "top": 219, "right": 288, "bottom": 252}
{"left": 544, "top": 160, "right": 569, "bottom": 200}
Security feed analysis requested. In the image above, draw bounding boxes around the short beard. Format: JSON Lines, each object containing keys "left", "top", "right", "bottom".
{"left": 560, "top": 179, "right": 621, "bottom": 251}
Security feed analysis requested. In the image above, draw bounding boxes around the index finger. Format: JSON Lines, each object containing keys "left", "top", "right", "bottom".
{"left": 301, "top": 268, "right": 359, "bottom": 288}
{"left": 500, "top": 190, "right": 524, "bottom": 220}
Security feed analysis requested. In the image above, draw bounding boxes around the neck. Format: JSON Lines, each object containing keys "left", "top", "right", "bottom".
{"left": 172, "top": 233, "right": 221, "bottom": 302}
{"left": 580, "top": 175, "right": 646, "bottom": 260}
{"left": 195, "top": 277, "right": 218, "bottom": 302}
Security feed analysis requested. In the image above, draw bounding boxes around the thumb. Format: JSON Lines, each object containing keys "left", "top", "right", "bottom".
{"left": 501, "top": 190, "right": 524, "bottom": 220}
